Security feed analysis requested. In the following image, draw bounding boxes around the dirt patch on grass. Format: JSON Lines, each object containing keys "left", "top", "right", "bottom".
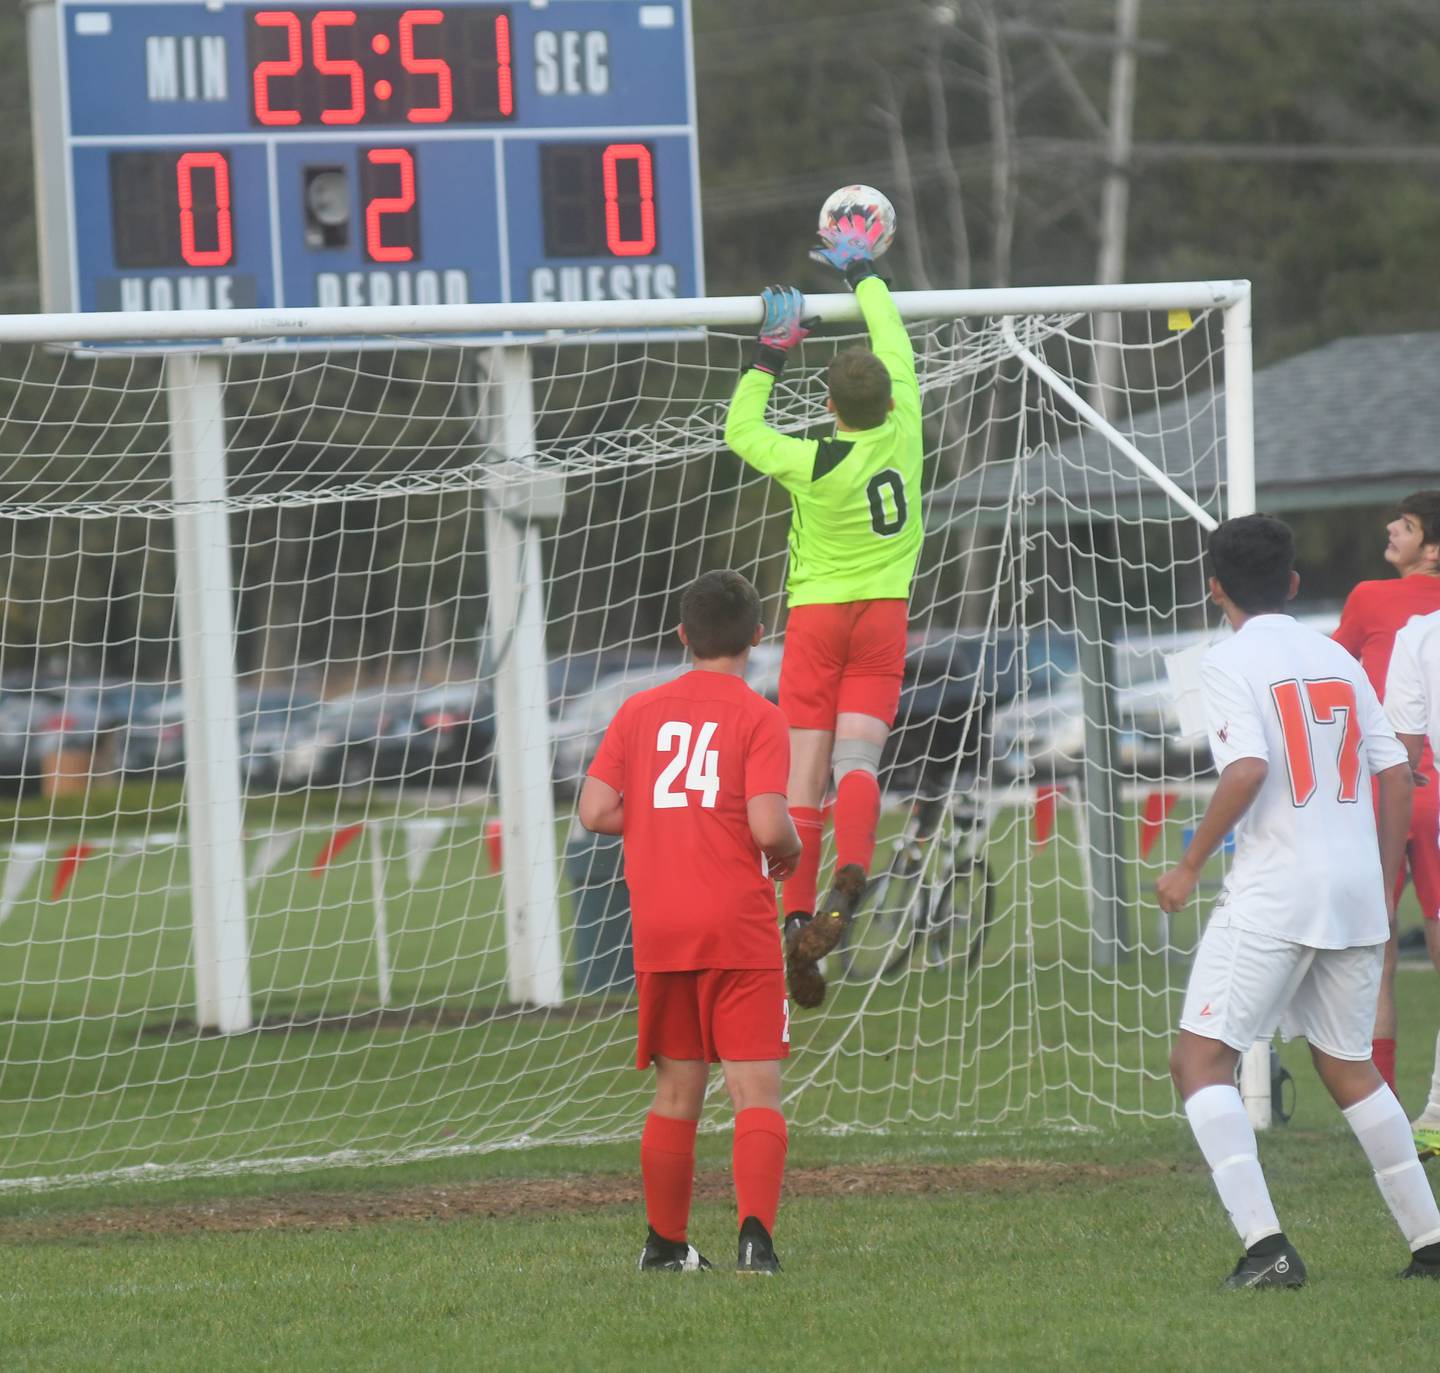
{"left": 2, "top": 1161, "right": 1136, "bottom": 1243}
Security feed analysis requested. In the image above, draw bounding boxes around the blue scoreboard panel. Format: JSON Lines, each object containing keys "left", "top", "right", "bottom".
{"left": 27, "top": 0, "right": 703, "bottom": 331}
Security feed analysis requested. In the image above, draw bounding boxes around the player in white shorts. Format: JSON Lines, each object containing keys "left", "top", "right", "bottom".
{"left": 1157, "top": 514, "right": 1440, "bottom": 1288}
{"left": 1384, "top": 606, "right": 1440, "bottom": 1158}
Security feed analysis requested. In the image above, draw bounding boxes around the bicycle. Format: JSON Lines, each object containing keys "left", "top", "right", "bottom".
{"left": 836, "top": 786, "right": 998, "bottom": 983}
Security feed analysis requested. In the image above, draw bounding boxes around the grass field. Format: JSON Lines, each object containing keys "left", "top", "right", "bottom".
{"left": 1, "top": 790, "right": 1213, "bottom": 1185}
{"left": 3, "top": 788, "right": 1439, "bottom": 1369}
{"left": 4, "top": 1010, "right": 1440, "bottom": 1373}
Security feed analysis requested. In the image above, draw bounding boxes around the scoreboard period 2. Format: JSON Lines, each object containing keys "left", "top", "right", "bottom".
{"left": 27, "top": 0, "right": 704, "bottom": 322}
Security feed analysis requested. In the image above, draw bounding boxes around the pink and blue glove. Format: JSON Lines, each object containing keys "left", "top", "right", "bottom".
{"left": 751, "top": 284, "right": 816, "bottom": 376}
{"left": 810, "top": 213, "right": 885, "bottom": 288}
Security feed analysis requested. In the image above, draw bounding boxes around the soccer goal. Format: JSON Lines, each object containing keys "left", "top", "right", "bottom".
{"left": 0, "top": 280, "right": 1256, "bottom": 1191}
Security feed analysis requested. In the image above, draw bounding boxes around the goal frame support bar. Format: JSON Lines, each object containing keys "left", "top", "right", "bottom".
{"left": 166, "top": 354, "right": 253, "bottom": 1034}
{"left": 1220, "top": 291, "right": 1270, "bottom": 1130}
{"left": 0, "top": 281, "right": 1250, "bottom": 345}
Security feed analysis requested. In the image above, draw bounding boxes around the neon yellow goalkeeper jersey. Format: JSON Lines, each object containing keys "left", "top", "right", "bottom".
{"left": 724, "top": 277, "right": 922, "bottom": 608}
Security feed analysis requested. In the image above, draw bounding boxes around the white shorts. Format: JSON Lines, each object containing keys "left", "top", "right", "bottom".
{"left": 1179, "top": 917, "right": 1383, "bottom": 1061}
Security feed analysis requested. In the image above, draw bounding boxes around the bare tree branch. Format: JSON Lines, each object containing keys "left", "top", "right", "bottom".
{"left": 979, "top": 0, "right": 1018, "bottom": 286}
{"left": 926, "top": 47, "right": 972, "bottom": 288}
{"left": 873, "top": 65, "right": 934, "bottom": 289}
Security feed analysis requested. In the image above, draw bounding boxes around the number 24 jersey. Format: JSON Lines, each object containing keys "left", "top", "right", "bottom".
{"left": 1201, "top": 614, "right": 1408, "bottom": 949}
{"left": 587, "top": 669, "right": 791, "bottom": 972}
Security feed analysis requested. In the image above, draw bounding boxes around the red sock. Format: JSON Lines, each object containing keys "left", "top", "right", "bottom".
{"left": 733, "top": 1106, "right": 787, "bottom": 1233}
{"left": 1373, "top": 1037, "right": 1397, "bottom": 1094}
{"left": 641, "top": 1112, "right": 697, "bottom": 1242}
{"left": 834, "top": 770, "right": 881, "bottom": 873}
{"left": 783, "top": 806, "right": 824, "bottom": 916}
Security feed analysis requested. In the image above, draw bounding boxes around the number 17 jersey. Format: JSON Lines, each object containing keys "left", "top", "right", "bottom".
{"left": 587, "top": 668, "right": 791, "bottom": 972}
{"left": 1201, "top": 614, "right": 1408, "bottom": 949}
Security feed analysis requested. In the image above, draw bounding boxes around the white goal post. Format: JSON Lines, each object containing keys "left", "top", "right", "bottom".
{"left": 0, "top": 278, "right": 1268, "bottom": 1191}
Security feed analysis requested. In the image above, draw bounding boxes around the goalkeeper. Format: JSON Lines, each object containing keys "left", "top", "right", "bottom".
{"left": 724, "top": 213, "right": 922, "bottom": 1006}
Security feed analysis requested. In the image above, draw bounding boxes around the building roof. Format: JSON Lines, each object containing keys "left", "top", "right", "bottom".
{"left": 931, "top": 330, "right": 1440, "bottom": 529}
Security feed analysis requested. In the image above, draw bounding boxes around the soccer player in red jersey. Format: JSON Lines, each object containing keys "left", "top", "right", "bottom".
{"left": 1333, "top": 491, "right": 1440, "bottom": 1092}
{"left": 579, "top": 570, "right": 802, "bottom": 1275}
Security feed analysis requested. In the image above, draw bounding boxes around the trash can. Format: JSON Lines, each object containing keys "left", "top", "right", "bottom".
{"left": 564, "top": 824, "right": 634, "bottom": 996}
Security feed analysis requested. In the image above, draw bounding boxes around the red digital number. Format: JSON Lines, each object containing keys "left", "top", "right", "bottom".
{"left": 176, "top": 152, "right": 233, "bottom": 268}
{"left": 399, "top": 10, "right": 453, "bottom": 124}
{"left": 253, "top": 10, "right": 303, "bottom": 126}
{"left": 365, "top": 149, "right": 416, "bottom": 262}
{"left": 312, "top": 10, "right": 365, "bottom": 125}
{"left": 602, "top": 144, "right": 657, "bottom": 257}
{"left": 1271, "top": 677, "right": 1362, "bottom": 807}
{"left": 495, "top": 14, "right": 514, "bottom": 117}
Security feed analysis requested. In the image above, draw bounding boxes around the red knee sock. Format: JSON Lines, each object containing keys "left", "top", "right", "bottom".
{"left": 783, "top": 806, "right": 824, "bottom": 917}
{"left": 1373, "top": 1037, "right": 1397, "bottom": 1094}
{"left": 641, "top": 1112, "right": 697, "bottom": 1242}
{"left": 834, "top": 770, "right": 881, "bottom": 874}
{"left": 733, "top": 1106, "right": 788, "bottom": 1233}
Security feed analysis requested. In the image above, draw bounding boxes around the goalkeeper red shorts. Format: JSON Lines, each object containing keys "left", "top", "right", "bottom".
{"left": 635, "top": 968, "right": 790, "bottom": 1068}
{"left": 1405, "top": 768, "right": 1440, "bottom": 921}
{"left": 779, "top": 599, "right": 908, "bottom": 731}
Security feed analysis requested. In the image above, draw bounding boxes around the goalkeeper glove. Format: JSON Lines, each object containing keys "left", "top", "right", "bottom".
{"left": 750, "top": 285, "right": 816, "bottom": 376}
{"left": 809, "top": 214, "right": 885, "bottom": 288}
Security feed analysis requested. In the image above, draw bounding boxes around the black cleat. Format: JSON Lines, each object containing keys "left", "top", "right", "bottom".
{"left": 736, "top": 1215, "right": 782, "bottom": 1275}
{"left": 637, "top": 1225, "right": 712, "bottom": 1273}
{"left": 1221, "top": 1237, "right": 1307, "bottom": 1290}
{"left": 782, "top": 912, "right": 813, "bottom": 957}
{"left": 1399, "top": 1255, "right": 1440, "bottom": 1279}
{"left": 790, "top": 864, "right": 867, "bottom": 963}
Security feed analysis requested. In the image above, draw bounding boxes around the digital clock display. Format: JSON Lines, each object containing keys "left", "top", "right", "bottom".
{"left": 245, "top": 6, "right": 516, "bottom": 128}
{"left": 110, "top": 151, "right": 235, "bottom": 269}
{"left": 31, "top": 0, "right": 704, "bottom": 337}
{"left": 541, "top": 142, "right": 656, "bottom": 258}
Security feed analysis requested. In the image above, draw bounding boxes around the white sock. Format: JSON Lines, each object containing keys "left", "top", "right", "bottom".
{"left": 1343, "top": 1084, "right": 1440, "bottom": 1252}
{"left": 1185, "top": 1083, "right": 1281, "bottom": 1249}
{"left": 1424, "top": 1030, "right": 1440, "bottom": 1121}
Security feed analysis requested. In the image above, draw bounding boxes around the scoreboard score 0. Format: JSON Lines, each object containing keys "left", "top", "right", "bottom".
{"left": 26, "top": 0, "right": 704, "bottom": 335}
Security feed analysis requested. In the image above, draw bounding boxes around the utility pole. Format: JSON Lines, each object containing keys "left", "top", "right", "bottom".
{"left": 1080, "top": 0, "right": 1142, "bottom": 968}
{"left": 1094, "top": 0, "right": 1141, "bottom": 413}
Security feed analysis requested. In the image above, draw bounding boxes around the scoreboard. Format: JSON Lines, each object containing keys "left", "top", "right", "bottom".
{"left": 26, "top": 0, "right": 704, "bottom": 333}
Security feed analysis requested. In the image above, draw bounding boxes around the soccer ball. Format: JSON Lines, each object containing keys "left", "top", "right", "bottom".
{"left": 818, "top": 185, "right": 896, "bottom": 258}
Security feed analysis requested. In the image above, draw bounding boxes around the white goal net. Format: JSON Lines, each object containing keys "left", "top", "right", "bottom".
{"left": 0, "top": 282, "right": 1252, "bottom": 1190}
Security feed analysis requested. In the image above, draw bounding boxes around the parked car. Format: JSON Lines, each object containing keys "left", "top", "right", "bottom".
{"left": 0, "top": 680, "right": 172, "bottom": 793}
{"left": 278, "top": 683, "right": 493, "bottom": 791}
{"left": 991, "top": 612, "right": 1339, "bottom": 783}
{"left": 117, "top": 692, "right": 188, "bottom": 777}
{"left": 119, "top": 687, "right": 323, "bottom": 785}
{"left": 376, "top": 681, "right": 495, "bottom": 790}
{"left": 239, "top": 694, "right": 326, "bottom": 790}
{"left": 547, "top": 651, "right": 637, "bottom": 717}
{"left": 0, "top": 689, "right": 65, "bottom": 795}
{"left": 550, "top": 658, "right": 686, "bottom": 790}
{"left": 991, "top": 630, "right": 1202, "bottom": 782}
{"left": 884, "top": 629, "right": 1074, "bottom": 793}
{"left": 546, "top": 630, "right": 1066, "bottom": 798}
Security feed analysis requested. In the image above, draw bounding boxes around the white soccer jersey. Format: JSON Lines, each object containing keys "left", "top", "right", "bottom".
{"left": 1201, "top": 613, "right": 1408, "bottom": 949}
{"left": 1384, "top": 608, "right": 1440, "bottom": 760}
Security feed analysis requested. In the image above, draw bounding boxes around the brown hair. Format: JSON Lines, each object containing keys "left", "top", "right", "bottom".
{"left": 1397, "top": 490, "right": 1440, "bottom": 549}
{"left": 680, "top": 570, "right": 762, "bottom": 659}
{"left": 827, "top": 348, "right": 892, "bottom": 429}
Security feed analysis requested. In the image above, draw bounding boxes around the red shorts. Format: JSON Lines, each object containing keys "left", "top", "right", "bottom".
{"left": 634, "top": 968, "right": 790, "bottom": 1069}
{"left": 779, "top": 600, "right": 908, "bottom": 731}
{"left": 1406, "top": 778, "right": 1440, "bottom": 921}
